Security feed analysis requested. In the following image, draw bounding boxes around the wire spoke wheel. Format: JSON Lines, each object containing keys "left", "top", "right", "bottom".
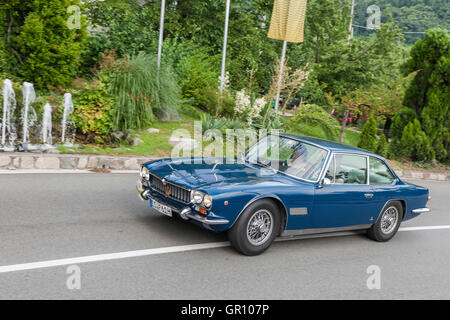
{"left": 246, "top": 209, "right": 274, "bottom": 246}
{"left": 380, "top": 206, "right": 399, "bottom": 234}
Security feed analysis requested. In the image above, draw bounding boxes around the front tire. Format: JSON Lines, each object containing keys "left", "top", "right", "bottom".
{"left": 367, "top": 201, "right": 403, "bottom": 242}
{"left": 228, "top": 199, "right": 280, "bottom": 256}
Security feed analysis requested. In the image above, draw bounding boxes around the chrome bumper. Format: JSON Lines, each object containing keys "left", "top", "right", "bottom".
{"left": 179, "top": 208, "right": 229, "bottom": 225}
{"left": 412, "top": 207, "right": 431, "bottom": 214}
{"left": 137, "top": 180, "right": 229, "bottom": 225}
{"left": 136, "top": 180, "right": 151, "bottom": 201}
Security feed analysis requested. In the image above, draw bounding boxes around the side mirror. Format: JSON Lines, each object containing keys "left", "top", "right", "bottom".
{"left": 322, "top": 178, "right": 332, "bottom": 186}
{"left": 238, "top": 152, "right": 245, "bottom": 162}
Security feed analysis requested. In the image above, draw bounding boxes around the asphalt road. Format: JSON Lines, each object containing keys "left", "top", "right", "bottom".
{"left": 0, "top": 172, "right": 449, "bottom": 299}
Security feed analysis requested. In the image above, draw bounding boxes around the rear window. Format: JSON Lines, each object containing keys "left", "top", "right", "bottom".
{"left": 369, "top": 158, "right": 395, "bottom": 185}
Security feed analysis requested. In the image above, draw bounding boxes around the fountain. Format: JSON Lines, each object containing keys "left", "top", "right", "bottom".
{"left": 1, "top": 79, "right": 17, "bottom": 151}
{"left": 61, "top": 93, "right": 75, "bottom": 146}
{"left": 0, "top": 78, "right": 76, "bottom": 152}
{"left": 21, "top": 82, "right": 37, "bottom": 143}
{"left": 42, "top": 103, "right": 53, "bottom": 145}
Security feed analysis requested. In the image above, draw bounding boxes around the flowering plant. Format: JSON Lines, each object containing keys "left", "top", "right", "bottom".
{"left": 234, "top": 89, "right": 267, "bottom": 126}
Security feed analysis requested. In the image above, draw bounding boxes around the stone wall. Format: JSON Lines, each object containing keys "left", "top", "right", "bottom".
{"left": 0, "top": 153, "right": 156, "bottom": 171}
{"left": 0, "top": 153, "right": 449, "bottom": 181}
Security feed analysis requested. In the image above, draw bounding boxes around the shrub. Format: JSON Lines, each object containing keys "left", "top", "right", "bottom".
{"left": 390, "top": 107, "right": 417, "bottom": 139}
{"left": 389, "top": 119, "right": 435, "bottom": 161}
{"left": 106, "top": 53, "right": 180, "bottom": 131}
{"left": 288, "top": 104, "right": 340, "bottom": 141}
{"left": 358, "top": 118, "right": 378, "bottom": 152}
{"left": 83, "top": 0, "right": 158, "bottom": 69}
{"left": 377, "top": 134, "right": 388, "bottom": 158}
{"left": 178, "top": 51, "right": 220, "bottom": 113}
{"left": 399, "top": 119, "right": 435, "bottom": 161}
{"left": 402, "top": 29, "right": 449, "bottom": 162}
{"left": 7, "top": 0, "right": 88, "bottom": 88}
{"left": 72, "top": 81, "right": 114, "bottom": 143}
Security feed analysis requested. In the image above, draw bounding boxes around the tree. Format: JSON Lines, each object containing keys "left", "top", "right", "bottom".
{"left": 402, "top": 28, "right": 449, "bottom": 161}
{"left": 358, "top": 118, "right": 378, "bottom": 152}
{"left": 398, "top": 119, "right": 435, "bottom": 162}
{"left": 288, "top": 104, "right": 340, "bottom": 141}
{"left": 390, "top": 107, "right": 417, "bottom": 139}
{"left": 2, "top": 0, "right": 88, "bottom": 88}
{"left": 377, "top": 134, "right": 388, "bottom": 158}
{"left": 301, "top": 4, "right": 405, "bottom": 101}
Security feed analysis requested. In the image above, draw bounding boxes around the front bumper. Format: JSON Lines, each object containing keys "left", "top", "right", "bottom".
{"left": 412, "top": 207, "right": 431, "bottom": 214}
{"left": 136, "top": 179, "right": 229, "bottom": 226}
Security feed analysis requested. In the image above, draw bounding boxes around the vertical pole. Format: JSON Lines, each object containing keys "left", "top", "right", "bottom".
{"left": 275, "top": 40, "right": 287, "bottom": 113}
{"left": 348, "top": 0, "right": 356, "bottom": 41}
{"left": 220, "top": 0, "right": 231, "bottom": 93}
{"left": 157, "top": 0, "right": 166, "bottom": 70}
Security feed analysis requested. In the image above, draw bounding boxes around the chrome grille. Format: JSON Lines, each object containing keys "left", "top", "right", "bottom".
{"left": 150, "top": 173, "right": 191, "bottom": 204}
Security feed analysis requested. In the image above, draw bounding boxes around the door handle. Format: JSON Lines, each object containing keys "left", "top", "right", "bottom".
{"left": 364, "top": 193, "right": 374, "bottom": 199}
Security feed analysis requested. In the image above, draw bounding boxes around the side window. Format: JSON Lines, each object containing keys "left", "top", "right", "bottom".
{"left": 334, "top": 154, "right": 367, "bottom": 185}
{"left": 324, "top": 155, "right": 335, "bottom": 183}
{"left": 369, "top": 158, "right": 395, "bottom": 185}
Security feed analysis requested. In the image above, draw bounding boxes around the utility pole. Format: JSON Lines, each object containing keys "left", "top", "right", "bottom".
{"left": 157, "top": 0, "right": 166, "bottom": 70}
{"left": 275, "top": 40, "right": 287, "bottom": 113}
{"left": 348, "top": 0, "right": 356, "bottom": 41}
{"left": 219, "top": 0, "right": 231, "bottom": 93}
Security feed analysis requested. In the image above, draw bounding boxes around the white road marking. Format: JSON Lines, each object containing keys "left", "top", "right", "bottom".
{"left": 399, "top": 225, "right": 450, "bottom": 232}
{"left": 0, "top": 225, "right": 449, "bottom": 274}
{"left": 0, "top": 242, "right": 230, "bottom": 274}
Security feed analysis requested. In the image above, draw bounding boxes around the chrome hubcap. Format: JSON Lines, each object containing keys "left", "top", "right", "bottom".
{"left": 380, "top": 206, "right": 399, "bottom": 234}
{"left": 246, "top": 209, "right": 273, "bottom": 246}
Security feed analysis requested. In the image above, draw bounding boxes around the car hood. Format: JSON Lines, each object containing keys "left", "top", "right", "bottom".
{"left": 144, "top": 157, "right": 300, "bottom": 190}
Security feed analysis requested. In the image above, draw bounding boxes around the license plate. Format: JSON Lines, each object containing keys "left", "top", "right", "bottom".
{"left": 150, "top": 198, "right": 172, "bottom": 217}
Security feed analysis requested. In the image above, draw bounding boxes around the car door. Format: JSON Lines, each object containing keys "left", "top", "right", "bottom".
{"left": 367, "top": 157, "right": 399, "bottom": 218}
{"left": 313, "top": 153, "right": 378, "bottom": 228}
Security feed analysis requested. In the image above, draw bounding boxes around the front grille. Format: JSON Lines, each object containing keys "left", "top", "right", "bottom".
{"left": 150, "top": 173, "right": 191, "bottom": 204}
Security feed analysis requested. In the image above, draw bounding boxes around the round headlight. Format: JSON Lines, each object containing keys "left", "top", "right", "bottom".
{"left": 140, "top": 167, "right": 150, "bottom": 180}
{"left": 203, "top": 195, "right": 212, "bottom": 209}
{"left": 192, "top": 190, "right": 204, "bottom": 204}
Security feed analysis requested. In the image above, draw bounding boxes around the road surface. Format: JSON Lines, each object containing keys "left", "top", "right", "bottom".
{"left": 0, "top": 172, "right": 449, "bottom": 299}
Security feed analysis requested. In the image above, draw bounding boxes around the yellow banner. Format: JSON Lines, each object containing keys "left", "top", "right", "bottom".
{"left": 268, "top": 0, "right": 308, "bottom": 43}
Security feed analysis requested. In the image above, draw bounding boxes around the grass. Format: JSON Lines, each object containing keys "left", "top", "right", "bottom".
{"left": 58, "top": 120, "right": 362, "bottom": 157}
{"left": 57, "top": 121, "right": 195, "bottom": 157}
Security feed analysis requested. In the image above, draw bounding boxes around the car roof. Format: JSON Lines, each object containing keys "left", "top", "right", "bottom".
{"left": 279, "top": 133, "right": 382, "bottom": 158}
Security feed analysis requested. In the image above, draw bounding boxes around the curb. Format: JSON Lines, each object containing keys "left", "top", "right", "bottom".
{"left": 395, "top": 169, "right": 450, "bottom": 182}
{"left": 0, "top": 153, "right": 449, "bottom": 181}
{"left": 0, "top": 153, "right": 157, "bottom": 171}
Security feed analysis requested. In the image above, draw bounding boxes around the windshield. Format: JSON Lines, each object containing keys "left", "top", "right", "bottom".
{"left": 245, "top": 135, "right": 328, "bottom": 181}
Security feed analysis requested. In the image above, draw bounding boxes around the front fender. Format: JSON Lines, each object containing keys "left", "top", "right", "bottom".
{"left": 207, "top": 191, "right": 261, "bottom": 231}
{"left": 208, "top": 191, "right": 289, "bottom": 232}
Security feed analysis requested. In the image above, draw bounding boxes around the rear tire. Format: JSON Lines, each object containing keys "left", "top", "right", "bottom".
{"left": 367, "top": 201, "right": 403, "bottom": 242}
{"left": 228, "top": 199, "right": 280, "bottom": 256}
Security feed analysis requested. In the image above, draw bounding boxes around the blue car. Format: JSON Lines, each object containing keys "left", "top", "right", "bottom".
{"left": 136, "top": 133, "right": 431, "bottom": 255}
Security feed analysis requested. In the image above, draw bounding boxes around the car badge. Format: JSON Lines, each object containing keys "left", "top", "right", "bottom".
{"left": 165, "top": 185, "right": 170, "bottom": 197}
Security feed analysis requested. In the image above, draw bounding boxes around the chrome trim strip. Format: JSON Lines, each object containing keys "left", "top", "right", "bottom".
{"left": 290, "top": 207, "right": 309, "bottom": 216}
{"left": 281, "top": 224, "right": 372, "bottom": 237}
{"left": 412, "top": 207, "right": 431, "bottom": 214}
{"left": 185, "top": 213, "right": 229, "bottom": 225}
